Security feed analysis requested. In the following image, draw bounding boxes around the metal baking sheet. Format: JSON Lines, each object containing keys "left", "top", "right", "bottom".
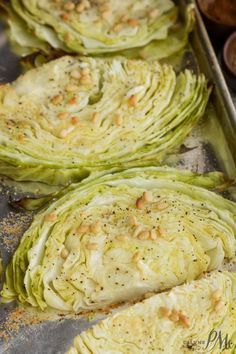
{"left": 0, "top": 1, "right": 236, "bottom": 353}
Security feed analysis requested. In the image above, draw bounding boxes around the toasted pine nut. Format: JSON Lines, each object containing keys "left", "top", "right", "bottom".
{"left": 136, "top": 197, "right": 144, "bottom": 209}
{"left": 211, "top": 289, "right": 221, "bottom": 302}
{"left": 58, "top": 112, "right": 69, "bottom": 120}
{"left": 138, "top": 231, "right": 149, "bottom": 240}
{"left": 81, "top": 67, "right": 90, "bottom": 76}
{"left": 61, "top": 12, "right": 71, "bottom": 20}
{"left": 159, "top": 307, "right": 171, "bottom": 318}
{"left": 215, "top": 300, "right": 224, "bottom": 311}
{"left": 92, "top": 112, "right": 100, "bottom": 124}
{"left": 101, "top": 10, "right": 111, "bottom": 20}
{"left": 83, "top": 0, "right": 90, "bottom": 9}
{"left": 77, "top": 224, "right": 90, "bottom": 233}
{"left": 61, "top": 248, "right": 69, "bottom": 259}
{"left": 150, "top": 229, "right": 157, "bottom": 240}
{"left": 86, "top": 243, "right": 98, "bottom": 250}
{"left": 128, "top": 94, "right": 138, "bottom": 107}
{"left": 76, "top": 3, "right": 85, "bottom": 13}
{"left": 169, "top": 309, "right": 179, "bottom": 322}
{"left": 69, "top": 97, "right": 77, "bottom": 105}
{"left": 143, "top": 191, "right": 153, "bottom": 202}
{"left": 44, "top": 213, "right": 57, "bottom": 222}
{"left": 149, "top": 8, "right": 159, "bottom": 19}
{"left": 64, "top": 2, "right": 75, "bottom": 10}
{"left": 127, "top": 18, "right": 139, "bottom": 27}
{"left": 157, "top": 226, "right": 166, "bottom": 237}
{"left": 70, "top": 70, "right": 81, "bottom": 79}
{"left": 66, "top": 84, "right": 78, "bottom": 92}
{"left": 179, "top": 312, "right": 190, "bottom": 328}
{"left": 128, "top": 215, "right": 138, "bottom": 227}
{"left": 133, "top": 225, "right": 143, "bottom": 238}
{"left": 116, "top": 235, "right": 128, "bottom": 242}
{"left": 121, "top": 14, "right": 129, "bottom": 22}
{"left": 114, "top": 114, "right": 123, "bottom": 126}
{"left": 90, "top": 221, "right": 102, "bottom": 233}
{"left": 113, "top": 24, "right": 123, "bottom": 33}
{"left": 80, "top": 75, "right": 91, "bottom": 85}
{"left": 71, "top": 116, "right": 79, "bottom": 125}
{"left": 51, "top": 94, "right": 63, "bottom": 105}
{"left": 99, "top": 3, "right": 111, "bottom": 12}
{"left": 132, "top": 251, "right": 141, "bottom": 262}
{"left": 18, "top": 134, "right": 25, "bottom": 142}
{"left": 59, "top": 126, "right": 74, "bottom": 138}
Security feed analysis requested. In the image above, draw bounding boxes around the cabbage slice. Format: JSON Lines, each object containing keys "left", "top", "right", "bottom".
{"left": 1, "top": 167, "right": 235, "bottom": 312}
{"left": 67, "top": 271, "right": 236, "bottom": 354}
{"left": 8, "top": 0, "right": 176, "bottom": 54}
{"left": 1, "top": 2, "right": 194, "bottom": 61}
{"left": 0, "top": 56, "right": 210, "bottom": 186}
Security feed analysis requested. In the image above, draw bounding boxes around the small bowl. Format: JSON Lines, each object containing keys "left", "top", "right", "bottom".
{"left": 197, "top": 0, "right": 236, "bottom": 40}
{"left": 224, "top": 31, "right": 236, "bottom": 76}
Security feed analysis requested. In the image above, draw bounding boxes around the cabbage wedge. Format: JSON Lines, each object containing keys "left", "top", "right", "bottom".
{"left": 0, "top": 56, "right": 210, "bottom": 187}
{"left": 1, "top": 0, "right": 178, "bottom": 55}
{"left": 67, "top": 271, "right": 236, "bottom": 354}
{"left": 1, "top": 167, "right": 236, "bottom": 312}
{"left": 0, "top": 1, "right": 194, "bottom": 61}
